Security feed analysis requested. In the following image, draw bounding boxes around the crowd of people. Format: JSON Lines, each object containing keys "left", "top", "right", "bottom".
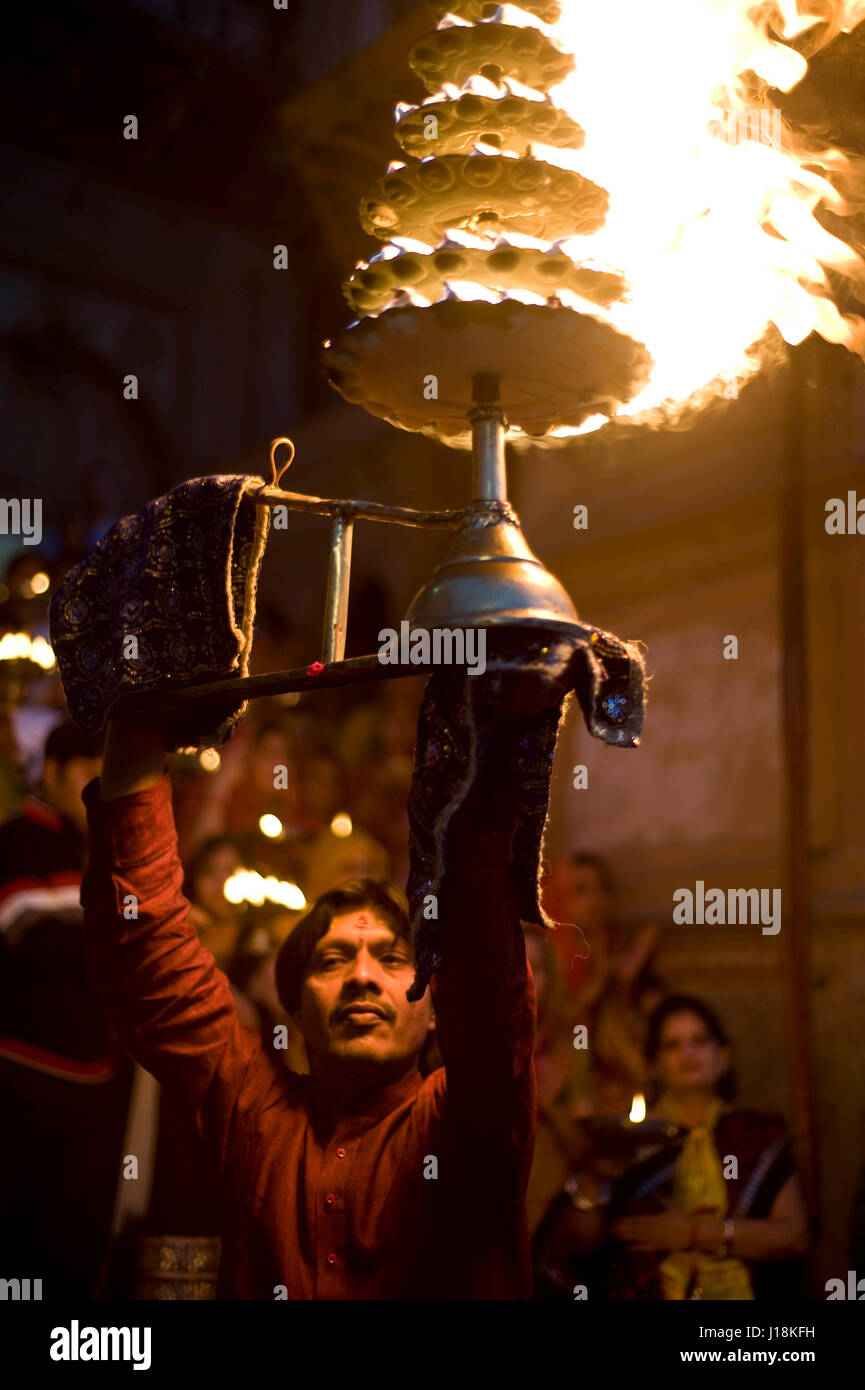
{"left": 0, "top": 545, "right": 812, "bottom": 1300}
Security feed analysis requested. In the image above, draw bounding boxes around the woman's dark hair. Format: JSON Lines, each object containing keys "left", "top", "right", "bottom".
{"left": 645, "top": 994, "right": 737, "bottom": 1101}
{"left": 274, "top": 878, "right": 411, "bottom": 1016}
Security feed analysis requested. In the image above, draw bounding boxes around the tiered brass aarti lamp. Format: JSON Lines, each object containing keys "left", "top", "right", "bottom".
{"left": 119, "top": 0, "right": 652, "bottom": 721}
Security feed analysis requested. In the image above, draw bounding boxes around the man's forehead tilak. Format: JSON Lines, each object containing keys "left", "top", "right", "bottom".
{"left": 320, "top": 911, "right": 398, "bottom": 945}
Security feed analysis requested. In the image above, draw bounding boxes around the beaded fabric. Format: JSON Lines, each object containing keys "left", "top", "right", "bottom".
{"left": 49, "top": 475, "right": 271, "bottom": 754}
{"left": 405, "top": 625, "right": 646, "bottom": 1001}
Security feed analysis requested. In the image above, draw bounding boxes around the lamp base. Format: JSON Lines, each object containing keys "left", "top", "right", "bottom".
{"left": 406, "top": 506, "right": 581, "bottom": 635}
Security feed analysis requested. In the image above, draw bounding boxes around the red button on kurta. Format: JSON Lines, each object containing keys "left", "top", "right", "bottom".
{"left": 326, "top": 1253, "right": 336, "bottom": 1266}
{"left": 336, "top": 1146, "right": 346, "bottom": 1158}
{"left": 325, "top": 1193, "right": 335, "bottom": 1206}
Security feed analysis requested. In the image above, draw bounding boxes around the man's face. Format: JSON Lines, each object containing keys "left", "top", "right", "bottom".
{"left": 296, "top": 910, "right": 433, "bottom": 1075}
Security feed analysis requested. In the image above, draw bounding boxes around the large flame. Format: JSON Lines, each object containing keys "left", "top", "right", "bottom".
{"left": 543, "top": 0, "right": 865, "bottom": 430}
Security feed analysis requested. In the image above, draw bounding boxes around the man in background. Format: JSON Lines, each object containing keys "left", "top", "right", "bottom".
{"left": 0, "top": 721, "right": 132, "bottom": 1299}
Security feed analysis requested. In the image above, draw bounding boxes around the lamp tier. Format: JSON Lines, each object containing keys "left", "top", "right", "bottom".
{"left": 409, "top": 21, "right": 574, "bottom": 94}
{"left": 429, "top": 1, "right": 563, "bottom": 23}
{"left": 359, "top": 153, "right": 608, "bottom": 246}
{"left": 342, "top": 242, "right": 625, "bottom": 317}
{"left": 322, "top": 299, "right": 652, "bottom": 448}
{"left": 324, "top": 1, "right": 653, "bottom": 447}
{"left": 394, "top": 90, "right": 584, "bottom": 159}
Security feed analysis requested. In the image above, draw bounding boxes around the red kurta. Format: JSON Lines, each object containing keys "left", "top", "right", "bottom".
{"left": 80, "top": 771, "right": 536, "bottom": 1299}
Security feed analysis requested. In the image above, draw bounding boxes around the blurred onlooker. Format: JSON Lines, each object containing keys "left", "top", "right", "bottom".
{"left": 246, "top": 600, "right": 307, "bottom": 679}
{"left": 524, "top": 926, "right": 594, "bottom": 1238}
{"left": 0, "top": 720, "right": 132, "bottom": 1299}
{"left": 542, "top": 851, "right": 618, "bottom": 996}
{"left": 543, "top": 851, "right": 665, "bottom": 1113}
{"left": 8, "top": 704, "right": 65, "bottom": 795}
{"left": 236, "top": 909, "right": 309, "bottom": 1075}
{"left": 0, "top": 550, "right": 69, "bottom": 815}
{"left": 337, "top": 679, "right": 423, "bottom": 883}
{"left": 142, "top": 833, "right": 269, "bottom": 1251}
{"left": 0, "top": 551, "right": 54, "bottom": 636}
{"left": 533, "top": 996, "right": 809, "bottom": 1300}
{"left": 0, "top": 706, "right": 26, "bottom": 823}
{"left": 304, "top": 823, "right": 390, "bottom": 905}
{"left": 335, "top": 676, "right": 423, "bottom": 774}
{"left": 182, "top": 834, "right": 260, "bottom": 1030}
{"left": 298, "top": 748, "right": 344, "bottom": 832}
{"left": 223, "top": 719, "right": 307, "bottom": 834}
{"left": 172, "top": 709, "right": 306, "bottom": 862}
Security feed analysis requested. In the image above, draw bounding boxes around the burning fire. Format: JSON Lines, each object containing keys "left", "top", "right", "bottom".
{"left": 629, "top": 1092, "right": 647, "bottom": 1123}
{"left": 390, "top": 3, "right": 865, "bottom": 432}
{"left": 543, "top": 0, "right": 865, "bottom": 430}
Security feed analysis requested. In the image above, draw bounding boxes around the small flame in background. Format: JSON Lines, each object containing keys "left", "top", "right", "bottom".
{"left": 629, "top": 1092, "right": 647, "bottom": 1122}
{"left": 0, "top": 632, "right": 55, "bottom": 669}
{"left": 534, "top": 0, "right": 865, "bottom": 432}
{"left": 223, "top": 868, "right": 306, "bottom": 911}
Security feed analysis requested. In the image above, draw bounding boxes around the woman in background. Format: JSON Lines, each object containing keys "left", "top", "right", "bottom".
{"left": 534, "top": 995, "right": 809, "bottom": 1300}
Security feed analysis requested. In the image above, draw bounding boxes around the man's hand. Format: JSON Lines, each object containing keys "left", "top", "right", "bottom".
{"left": 99, "top": 719, "right": 168, "bottom": 802}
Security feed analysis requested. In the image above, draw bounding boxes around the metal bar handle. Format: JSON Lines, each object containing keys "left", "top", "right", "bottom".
{"left": 252, "top": 485, "right": 464, "bottom": 531}
{"left": 321, "top": 514, "right": 354, "bottom": 664}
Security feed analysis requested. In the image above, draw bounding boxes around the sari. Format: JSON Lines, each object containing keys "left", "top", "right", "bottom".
{"left": 602, "top": 1107, "right": 795, "bottom": 1300}
{"left": 532, "top": 1107, "right": 796, "bottom": 1300}
{"left": 654, "top": 1097, "right": 752, "bottom": 1300}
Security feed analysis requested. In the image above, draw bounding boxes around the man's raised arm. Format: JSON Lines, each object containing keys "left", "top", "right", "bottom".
{"left": 429, "top": 718, "right": 537, "bottom": 1186}
{"left": 81, "top": 721, "right": 278, "bottom": 1162}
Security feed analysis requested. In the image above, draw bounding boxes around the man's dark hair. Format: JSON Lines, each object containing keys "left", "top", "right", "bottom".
{"left": 274, "top": 878, "right": 412, "bottom": 1016}
{"left": 44, "top": 721, "right": 104, "bottom": 769}
{"left": 645, "top": 993, "right": 738, "bottom": 1101}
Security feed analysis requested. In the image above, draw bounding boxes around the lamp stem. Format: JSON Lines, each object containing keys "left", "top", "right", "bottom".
{"left": 470, "top": 374, "right": 507, "bottom": 502}
{"left": 471, "top": 409, "right": 507, "bottom": 501}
